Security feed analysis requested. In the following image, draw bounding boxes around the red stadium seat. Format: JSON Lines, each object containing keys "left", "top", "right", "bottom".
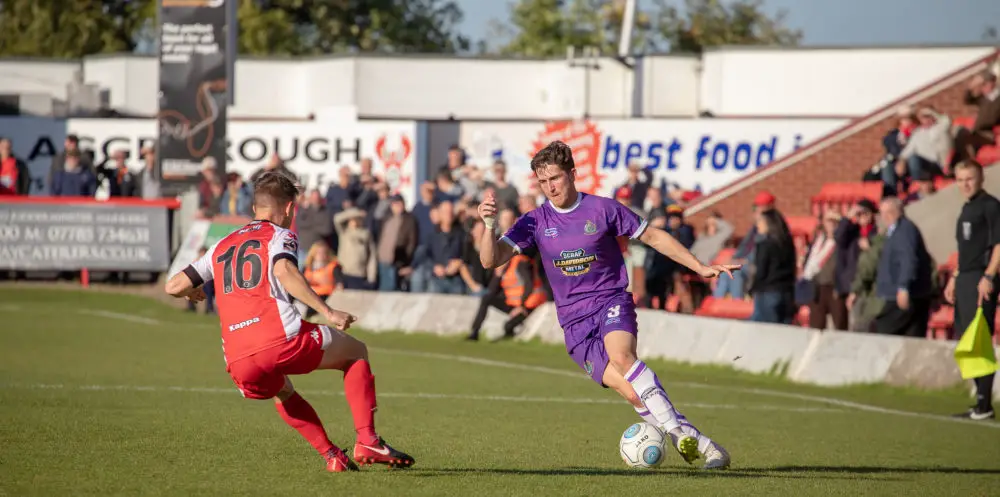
{"left": 712, "top": 248, "right": 737, "bottom": 265}
{"left": 938, "top": 252, "right": 959, "bottom": 276}
{"left": 976, "top": 145, "right": 1000, "bottom": 166}
{"left": 928, "top": 306, "right": 954, "bottom": 340}
{"left": 811, "top": 183, "right": 882, "bottom": 216}
{"left": 694, "top": 297, "right": 754, "bottom": 320}
{"left": 951, "top": 115, "right": 976, "bottom": 130}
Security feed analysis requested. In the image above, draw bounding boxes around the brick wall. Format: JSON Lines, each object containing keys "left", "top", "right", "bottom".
{"left": 686, "top": 55, "right": 996, "bottom": 238}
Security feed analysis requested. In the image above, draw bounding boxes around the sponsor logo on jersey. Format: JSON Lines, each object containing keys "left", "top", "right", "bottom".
{"left": 228, "top": 316, "right": 261, "bottom": 332}
{"left": 544, "top": 227, "right": 559, "bottom": 238}
{"left": 553, "top": 248, "right": 597, "bottom": 276}
{"left": 584, "top": 220, "right": 598, "bottom": 235}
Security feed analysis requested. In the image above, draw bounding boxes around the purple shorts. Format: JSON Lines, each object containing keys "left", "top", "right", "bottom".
{"left": 563, "top": 293, "right": 639, "bottom": 387}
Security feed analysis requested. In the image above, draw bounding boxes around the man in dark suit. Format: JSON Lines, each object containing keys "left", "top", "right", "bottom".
{"left": 874, "top": 197, "right": 933, "bottom": 336}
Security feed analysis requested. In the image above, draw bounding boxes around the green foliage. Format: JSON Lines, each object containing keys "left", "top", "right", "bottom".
{"left": 652, "top": 0, "right": 802, "bottom": 53}
{"left": 0, "top": 0, "right": 155, "bottom": 58}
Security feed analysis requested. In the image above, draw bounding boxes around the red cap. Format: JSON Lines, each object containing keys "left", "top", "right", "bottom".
{"left": 680, "top": 190, "right": 702, "bottom": 203}
{"left": 753, "top": 191, "right": 776, "bottom": 207}
{"left": 615, "top": 186, "right": 632, "bottom": 200}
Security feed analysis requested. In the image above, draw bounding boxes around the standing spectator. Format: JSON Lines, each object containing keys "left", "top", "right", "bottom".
{"left": 466, "top": 241, "right": 547, "bottom": 341}
{"left": 715, "top": 191, "right": 781, "bottom": 299}
{"left": 897, "top": 106, "right": 951, "bottom": 179}
{"left": 666, "top": 205, "right": 696, "bottom": 313}
{"left": 219, "top": 173, "right": 253, "bottom": 217}
{"left": 48, "top": 134, "right": 93, "bottom": 192}
{"left": 428, "top": 200, "right": 466, "bottom": 294}
{"left": 137, "top": 146, "right": 161, "bottom": 200}
{"left": 490, "top": 161, "right": 520, "bottom": 213}
{"left": 457, "top": 165, "right": 487, "bottom": 202}
{"left": 460, "top": 217, "right": 495, "bottom": 297}
{"left": 846, "top": 228, "right": 889, "bottom": 333}
{"left": 0, "top": 137, "right": 30, "bottom": 195}
{"left": 835, "top": 199, "right": 878, "bottom": 318}
{"left": 953, "top": 71, "right": 1000, "bottom": 165}
{"left": 442, "top": 144, "right": 466, "bottom": 180}
{"left": 434, "top": 169, "right": 464, "bottom": 204}
{"left": 749, "top": 209, "right": 797, "bottom": 324}
{"left": 944, "top": 160, "right": 999, "bottom": 420}
{"left": 325, "top": 166, "right": 357, "bottom": 217}
{"left": 197, "top": 158, "right": 223, "bottom": 218}
{"left": 333, "top": 208, "right": 377, "bottom": 290}
{"left": 642, "top": 209, "right": 672, "bottom": 309}
{"left": 353, "top": 174, "right": 380, "bottom": 213}
{"left": 294, "top": 189, "right": 334, "bottom": 269}
{"left": 645, "top": 187, "right": 668, "bottom": 220}
{"left": 369, "top": 181, "right": 392, "bottom": 238}
{"left": 407, "top": 182, "right": 438, "bottom": 292}
{"left": 51, "top": 151, "right": 97, "bottom": 197}
{"left": 801, "top": 211, "right": 848, "bottom": 330}
{"left": 96, "top": 149, "right": 126, "bottom": 199}
{"left": 619, "top": 163, "right": 651, "bottom": 210}
{"left": 250, "top": 153, "right": 294, "bottom": 184}
{"left": 873, "top": 197, "right": 933, "bottom": 337}
{"left": 376, "top": 195, "right": 418, "bottom": 291}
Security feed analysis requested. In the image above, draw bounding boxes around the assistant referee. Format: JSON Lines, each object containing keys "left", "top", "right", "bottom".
{"left": 946, "top": 160, "right": 1000, "bottom": 421}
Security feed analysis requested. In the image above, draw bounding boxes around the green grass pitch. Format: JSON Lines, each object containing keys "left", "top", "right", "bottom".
{"left": 1, "top": 288, "right": 998, "bottom": 496}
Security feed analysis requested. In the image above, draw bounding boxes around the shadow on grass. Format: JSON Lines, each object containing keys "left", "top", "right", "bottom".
{"left": 752, "top": 465, "right": 1000, "bottom": 475}
{"left": 399, "top": 466, "right": 897, "bottom": 481}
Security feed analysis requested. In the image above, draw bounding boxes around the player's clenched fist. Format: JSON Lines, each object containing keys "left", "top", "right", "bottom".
{"left": 324, "top": 309, "right": 357, "bottom": 331}
{"left": 479, "top": 192, "right": 498, "bottom": 229}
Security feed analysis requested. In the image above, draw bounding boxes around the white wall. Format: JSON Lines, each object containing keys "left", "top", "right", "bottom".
{"left": 3, "top": 45, "right": 996, "bottom": 120}
{"left": 0, "top": 60, "right": 78, "bottom": 100}
{"left": 699, "top": 46, "right": 995, "bottom": 117}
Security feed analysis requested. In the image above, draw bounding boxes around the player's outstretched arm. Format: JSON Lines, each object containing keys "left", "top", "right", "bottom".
{"left": 638, "top": 226, "right": 741, "bottom": 279}
{"left": 273, "top": 258, "right": 356, "bottom": 330}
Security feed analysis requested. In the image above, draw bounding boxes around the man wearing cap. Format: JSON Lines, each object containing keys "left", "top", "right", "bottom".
{"left": 713, "top": 191, "right": 779, "bottom": 299}
{"left": 376, "top": 195, "right": 418, "bottom": 291}
{"left": 944, "top": 160, "right": 1000, "bottom": 420}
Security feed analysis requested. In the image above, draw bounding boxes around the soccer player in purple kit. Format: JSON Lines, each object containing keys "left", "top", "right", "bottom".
{"left": 478, "top": 141, "right": 740, "bottom": 469}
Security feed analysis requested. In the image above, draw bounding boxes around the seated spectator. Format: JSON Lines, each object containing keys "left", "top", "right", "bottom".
{"left": 749, "top": 210, "right": 797, "bottom": 324}
{"left": 51, "top": 151, "right": 97, "bottom": 197}
{"left": 880, "top": 106, "right": 917, "bottom": 195}
{"left": 298, "top": 241, "right": 342, "bottom": 318}
{"left": 800, "top": 210, "right": 847, "bottom": 330}
{"left": 0, "top": 137, "right": 31, "bottom": 195}
{"left": 220, "top": 173, "right": 253, "bottom": 217}
{"left": 428, "top": 200, "right": 466, "bottom": 294}
{"left": 898, "top": 106, "right": 951, "bottom": 178}
{"left": 333, "top": 207, "right": 377, "bottom": 290}
{"left": 953, "top": 71, "right": 1000, "bottom": 165}
{"left": 376, "top": 195, "right": 418, "bottom": 292}
{"left": 466, "top": 243, "right": 547, "bottom": 342}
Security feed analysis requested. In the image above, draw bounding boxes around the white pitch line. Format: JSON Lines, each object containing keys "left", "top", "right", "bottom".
{"left": 0, "top": 383, "right": 845, "bottom": 413}
{"left": 76, "top": 309, "right": 163, "bottom": 325}
{"left": 371, "top": 347, "right": 1000, "bottom": 430}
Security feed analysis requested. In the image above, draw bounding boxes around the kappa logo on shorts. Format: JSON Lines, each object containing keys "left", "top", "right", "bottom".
{"left": 310, "top": 330, "right": 320, "bottom": 344}
{"left": 553, "top": 248, "right": 597, "bottom": 276}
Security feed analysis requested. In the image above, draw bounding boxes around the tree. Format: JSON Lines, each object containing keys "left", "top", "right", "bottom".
{"left": 492, "top": 0, "right": 800, "bottom": 57}
{"left": 0, "top": 0, "right": 155, "bottom": 58}
{"left": 651, "top": 0, "right": 801, "bottom": 53}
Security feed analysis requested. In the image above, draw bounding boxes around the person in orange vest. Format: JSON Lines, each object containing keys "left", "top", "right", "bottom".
{"left": 466, "top": 252, "right": 547, "bottom": 341}
{"left": 300, "top": 241, "right": 343, "bottom": 319}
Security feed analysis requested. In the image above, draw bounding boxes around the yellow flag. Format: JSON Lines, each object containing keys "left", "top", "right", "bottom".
{"left": 954, "top": 307, "right": 999, "bottom": 380}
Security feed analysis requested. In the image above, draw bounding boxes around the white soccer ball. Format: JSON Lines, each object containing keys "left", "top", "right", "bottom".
{"left": 619, "top": 422, "right": 666, "bottom": 468}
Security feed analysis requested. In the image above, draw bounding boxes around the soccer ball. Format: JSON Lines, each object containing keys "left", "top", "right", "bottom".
{"left": 619, "top": 422, "right": 666, "bottom": 468}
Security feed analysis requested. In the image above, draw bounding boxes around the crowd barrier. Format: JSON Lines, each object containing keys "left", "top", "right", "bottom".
{"left": 326, "top": 290, "right": 1000, "bottom": 400}
{"left": 0, "top": 196, "right": 181, "bottom": 286}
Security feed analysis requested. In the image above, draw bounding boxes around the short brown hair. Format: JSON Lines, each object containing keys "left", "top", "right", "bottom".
{"left": 253, "top": 171, "right": 299, "bottom": 207}
{"left": 953, "top": 160, "right": 983, "bottom": 175}
{"left": 530, "top": 140, "right": 575, "bottom": 172}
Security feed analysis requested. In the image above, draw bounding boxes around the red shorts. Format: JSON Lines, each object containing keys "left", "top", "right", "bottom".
{"left": 226, "top": 321, "right": 333, "bottom": 400}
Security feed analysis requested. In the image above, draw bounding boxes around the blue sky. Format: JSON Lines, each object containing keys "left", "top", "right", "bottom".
{"left": 456, "top": 0, "right": 1000, "bottom": 47}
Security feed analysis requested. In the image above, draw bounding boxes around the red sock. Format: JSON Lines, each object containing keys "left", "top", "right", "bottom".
{"left": 275, "top": 392, "right": 335, "bottom": 455}
{"left": 344, "top": 359, "right": 378, "bottom": 444}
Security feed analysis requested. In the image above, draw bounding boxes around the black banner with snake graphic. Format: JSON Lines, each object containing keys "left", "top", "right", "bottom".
{"left": 157, "top": 0, "right": 229, "bottom": 187}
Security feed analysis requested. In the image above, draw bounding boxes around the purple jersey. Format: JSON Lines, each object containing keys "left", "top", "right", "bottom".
{"left": 501, "top": 193, "right": 647, "bottom": 326}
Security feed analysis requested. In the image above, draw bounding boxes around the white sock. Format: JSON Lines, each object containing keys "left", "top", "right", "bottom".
{"left": 625, "top": 360, "right": 681, "bottom": 432}
{"left": 633, "top": 405, "right": 658, "bottom": 426}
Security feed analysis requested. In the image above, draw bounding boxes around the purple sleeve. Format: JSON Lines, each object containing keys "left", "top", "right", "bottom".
{"left": 607, "top": 199, "right": 648, "bottom": 239}
{"left": 500, "top": 211, "right": 537, "bottom": 254}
